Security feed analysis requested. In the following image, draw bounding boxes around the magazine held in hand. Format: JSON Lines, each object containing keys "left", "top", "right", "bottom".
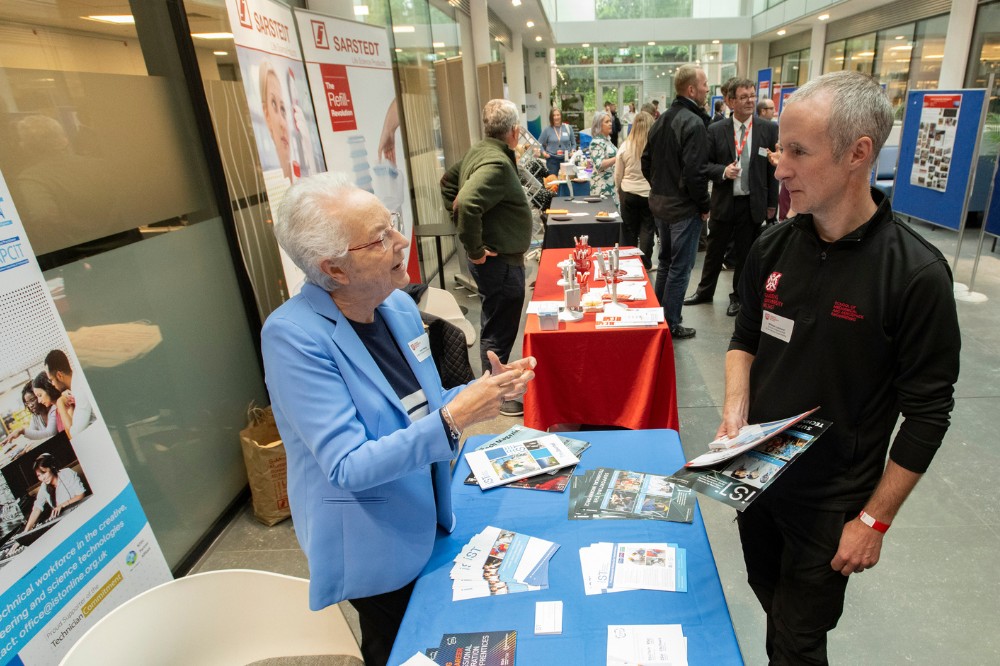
{"left": 466, "top": 433, "right": 579, "bottom": 490}
{"left": 669, "top": 408, "right": 832, "bottom": 511}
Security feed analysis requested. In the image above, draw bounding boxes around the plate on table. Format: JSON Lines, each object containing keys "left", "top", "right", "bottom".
{"left": 594, "top": 213, "right": 618, "bottom": 222}
{"left": 583, "top": 196, "right": 603, "bottom": 203}
{"left": 549, "top": 215, "right": 573, "bottom": 221}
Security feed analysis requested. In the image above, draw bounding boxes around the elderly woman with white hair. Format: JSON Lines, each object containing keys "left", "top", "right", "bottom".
{"left": 588, "top": 110, "right": 619, "bottom": 204}
{"left": 261, "top": 172, "right": 536, "bottom": 666}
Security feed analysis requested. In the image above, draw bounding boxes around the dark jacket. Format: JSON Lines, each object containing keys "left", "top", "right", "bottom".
{"left": 440, "top": 138, "right": 532, "bottom": 265}
{"left": 730, "top": 191, "right": 960, "bottom": 509}
{"left": 641, "top": 96, "right": 711, "bottom": 221}
{"left": 704, "top": 115, "right": 778, "bottom": 225}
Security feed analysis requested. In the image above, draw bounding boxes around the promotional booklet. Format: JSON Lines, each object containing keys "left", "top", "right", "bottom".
{"left": 464, "top": 426, "right": 590, "bottom": 492}
{"left": 465, "top": 434, "right": 579, "bottom": 490}
{"left": 669, "top": 416, "right": 832, "bottom": 511}
{"left": 568, "top": 468, "right": 695, "bottom": 523}
{"left": 428, "top": 630, "right": 517, "bottom": 666}
{"left": 686, "top": 407, "right": 820, "bottom": 467}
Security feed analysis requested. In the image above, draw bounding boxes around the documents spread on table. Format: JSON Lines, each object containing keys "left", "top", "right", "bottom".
{"left": 607, "top": 624, "right": 688, "bottom": 666}
{"left": 595, "top": 308, "right": 664, "bottom": 328}
{"left": 593, "top": 257, "right": 645, "bottom": 280}
{"left": 451, "top": 526, "right": 560, "bottom": 601}
{"left": 580, "top": 541, "right": 687, "bottom": 594}
{"left": 464, "top": 426, "right": 591, "bottom": 492}
{"left": 465, "top": 433, "right": 579, "bottom": 490}
{"left": 568, "top": 468, "right": 694, "bottom": 523}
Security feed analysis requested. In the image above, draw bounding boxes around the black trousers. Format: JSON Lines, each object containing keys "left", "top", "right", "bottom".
{"left": 347, "top": 580, "right": 416, "bottom": 666}
{"left": 619, "top": 190, "right": 656, "bottom": 270}
{"left": 737, "top": 495, "right": 854, "bottom": 665}
{"left": 693, "top": 196, "right": 758, "bottom": 301}
{"left": 467, "top": 256, "right": 525, "bottom": 374}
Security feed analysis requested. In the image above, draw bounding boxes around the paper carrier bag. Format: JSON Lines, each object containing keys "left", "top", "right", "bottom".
{"left": 239, "top": 405, "right": 290, "bottom": 526}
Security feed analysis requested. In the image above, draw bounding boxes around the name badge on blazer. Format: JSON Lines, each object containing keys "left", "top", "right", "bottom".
{"left": 758, "top": 147, "right": 769, "bottom": 157}
{"left": 408, "top": 332, "right": 432, "bottom": 362}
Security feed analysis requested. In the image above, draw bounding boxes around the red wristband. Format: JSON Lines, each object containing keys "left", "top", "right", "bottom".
{"left": 858, "top": 510, "right": 890, "bottom": 533}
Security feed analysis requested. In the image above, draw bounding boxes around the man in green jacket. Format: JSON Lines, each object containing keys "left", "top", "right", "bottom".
{"left": 441, "top": 99, "right": 532, "bottom": 416}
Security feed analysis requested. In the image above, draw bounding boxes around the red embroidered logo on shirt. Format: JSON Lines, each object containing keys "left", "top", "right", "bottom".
{"left": 831, "top": 301, "right": 865, "bottom": 322}
{"left": 765, "top": 272, "right": 782, "bottom": 292}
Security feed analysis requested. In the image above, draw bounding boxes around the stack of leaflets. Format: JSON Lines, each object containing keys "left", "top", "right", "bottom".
{"left": 450, "top": 526, "right": 560, "bottom": 601}
{"left": 568, "top": 468, "right": 695, "bottom": 523}
{"left": 421, "top": 630, "right": 517, "bottom": 665}
{"left": 465, "top": 433, "right": 579, "bottom": 490}
{"left": 607, "top": 624, "right": 687, "bottom": 666}
{"left": 668, "top": 409, "right": 832, "bottom": 511}
{"left": 464, "top": 426, "right": 591, "bottom": 492}
{"left": 579, "top": 542, "right": 687, "bottom": 595}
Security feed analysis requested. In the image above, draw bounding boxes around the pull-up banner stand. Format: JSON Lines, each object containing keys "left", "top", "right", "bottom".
{"left": 892, "top": 87, "right": 990, "bottom": 302}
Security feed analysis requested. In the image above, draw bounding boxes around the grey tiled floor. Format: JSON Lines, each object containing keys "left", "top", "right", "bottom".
{"left": 193, "top": 220, "right": 1000, "bottom": 665}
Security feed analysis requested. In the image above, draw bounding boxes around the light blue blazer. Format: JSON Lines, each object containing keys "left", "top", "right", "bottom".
{"left": 261, "top": 284, "right": 463, "bottom": 609}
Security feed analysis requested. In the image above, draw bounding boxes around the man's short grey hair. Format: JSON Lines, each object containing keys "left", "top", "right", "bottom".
{"left": 786, "top": 70, "right": 892, "bottom": 167}
{"left": 483, "top": 99, "right": 519, "bottom": 140}
{"left": 674, "top": 65, "right": 702, "bottom": 96}
{"left": 591, "top": 110, "right": 610, "bottom": 137}
{"left": 273, "top": 172, "right": 356, "bottom": 291}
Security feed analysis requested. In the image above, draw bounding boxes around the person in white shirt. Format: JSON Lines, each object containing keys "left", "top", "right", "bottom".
{"left": 24, "top": 453, "right": 86, "bottom": 532}
{"left": 45, "top": 349, "right": 96, "bottom": 438}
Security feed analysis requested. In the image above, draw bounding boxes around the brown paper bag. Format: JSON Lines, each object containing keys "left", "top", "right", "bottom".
{"left": 239, "top": 405, "right": 290, "bottom": 526}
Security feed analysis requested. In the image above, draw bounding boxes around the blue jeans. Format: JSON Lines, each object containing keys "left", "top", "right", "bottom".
{"left": 653, "top": 214, "right": 702, "bottom": 328}
{"left": 467, "top": 257, "right": 525, "bottom": 373}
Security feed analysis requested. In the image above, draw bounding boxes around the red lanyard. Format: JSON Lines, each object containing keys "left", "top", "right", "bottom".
{"left": 734, "top": 118, "right": 753, "bottom": 161}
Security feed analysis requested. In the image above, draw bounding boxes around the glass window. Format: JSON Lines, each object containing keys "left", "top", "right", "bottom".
{"left": 594, "top": 0, "right": 694, "bottom": 19}
{"left": 825, "top": 40, "right": 846, "bottom": 74}
{"left": 909, "top": 15, "right": 948, "bottom": 93}
{"left": 874, "top": 24, "right": 915, "bottom": 120}
{"left": 556, "top": 47, "right": 594, "bottom": 66}
{"left": 645, "top": 44, "right": 693, "bottom": 64}
{"left": 967, "top": 0, "right": 1000, "bottom": 120}
{"left": 768, "top": 56, "right": 783, "bottom": 85}
{"left": 845, "top": 33, "right": 877, "bottom": 74}
{"left": 0, "top": 1, "right": 268, "bottom": 568}
{"left": 597, "top": 46, "right": 639, "bottom": 65}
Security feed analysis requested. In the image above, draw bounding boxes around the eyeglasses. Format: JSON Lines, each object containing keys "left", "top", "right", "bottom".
{"left": 735, "top": 94, "right": 757, "bottom": 103}
{"left": 347, "top": 212, "right": 402, "bottom": 252}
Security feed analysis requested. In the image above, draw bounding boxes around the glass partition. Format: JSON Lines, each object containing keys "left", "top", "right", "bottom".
{"left": 0, "top": 0, "right": 267, "bottom": 568}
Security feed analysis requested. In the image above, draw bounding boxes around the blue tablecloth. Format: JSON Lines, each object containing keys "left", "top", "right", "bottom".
{"left": 388, "top": 429, "right": 743, "bottom": 665}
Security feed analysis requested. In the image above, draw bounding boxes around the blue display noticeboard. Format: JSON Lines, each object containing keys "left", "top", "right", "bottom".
{"left": 983, "top": 155, "right": 1000, "bottom": 237}
{"left": 757, "top": 68, "right": 772, "bottom": 105}
{"left": 893, "top": 89, "right": 988, "bottom": 231}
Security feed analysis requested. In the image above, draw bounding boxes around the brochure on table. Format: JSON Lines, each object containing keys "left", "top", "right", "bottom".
{"left": 0, "top": 170, "right": 171, "bottom": 665}
{"left": 568, "top": 468, "right": 695, "bottom": 524}
{"left": 450, "top": 526, "right": 559, "bottom": 601}
{"left": 465, "top": 434, "right": 579, "bottom": 490}
{"left": 224, "top": 0, "right": 327, "bottom": 296}
{"left": 464, "top": 426, "right": 591, "bottom": 493}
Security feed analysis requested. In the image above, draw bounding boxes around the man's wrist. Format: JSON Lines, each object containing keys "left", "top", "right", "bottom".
{"left": 859, "top": 510, "right": 890, "bottom": 533}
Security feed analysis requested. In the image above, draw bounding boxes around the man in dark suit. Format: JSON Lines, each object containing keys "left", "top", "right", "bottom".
{"left": 684, "top": 78, "right": 778, "bottom": 316}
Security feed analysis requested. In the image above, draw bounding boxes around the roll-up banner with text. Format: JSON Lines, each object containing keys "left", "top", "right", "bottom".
{"left": 225, "top": 0, "right": 328, "bottom": 296}
{"left": 0, "top": 172, "right": 171, "bottom": 665}
{"left": 293, "top": 7, "right": 420, "bottom": 283}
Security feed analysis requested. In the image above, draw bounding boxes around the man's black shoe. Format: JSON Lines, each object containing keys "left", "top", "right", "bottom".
{"left": 726, "top": 301, "right": 740, "bottom": 317}
{"left": 683, "top": 294, "right": 712, "bottom": 306}
{"left": 670, "top": 325, "right": 696, "bottom": 339}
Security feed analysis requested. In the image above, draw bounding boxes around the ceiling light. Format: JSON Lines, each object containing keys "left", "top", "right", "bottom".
{"left": 777, "top": 30, "right": 786, "bottom": 36}
{"left": 535, "top": 36, "right": 542, "bottom": 42}
{"left": 213, "top": 51, "right": 228, "bottom": 56}
{"left": 925, "top": 54, "right": 944, "bottom": 59}
{"left": 354, "top": 5, "right": 369, "bottom": 15}
{"left": 856, "top": 51, "right": 875, "bottom": 57}
{"left": 84, "top": 15, "right": 135, "bottom": 25}
{"left": 395, "top": 48, "right": 402, "bottom": 53}
{"left": 818, "top": 14, "right": 830, "bottom": 21}
{"left": 582, "top": 43, "right": 590, "bottom": 48}
{"left": 393, "top": 25, "right": 415, "bottom": 33}
{"left": 889, "top": 45, "right": 913, "bottom": 51}
{"left": 526, "top": 20, "right": 534, "bottom": 28}
{"left": 895, "top": 35, "right": 905, "bottom": 40}
{"left": 433, "top": 42, "right": 445, "bottom": 47}
{"left": 512, "top": 0, "right": 522, "bottom": 6}
{"left": 648, "top": 41, "right": 655, "bottom": 46}
{"left": 712, "top": 40, "right": 720, "bottom": 45}
{"left": 192, "top": 32, "right": 234, "bottom": 40}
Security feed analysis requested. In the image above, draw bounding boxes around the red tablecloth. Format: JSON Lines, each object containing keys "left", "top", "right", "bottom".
{"left": 522, "top": 248, "right": 679, "bottom": 431}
